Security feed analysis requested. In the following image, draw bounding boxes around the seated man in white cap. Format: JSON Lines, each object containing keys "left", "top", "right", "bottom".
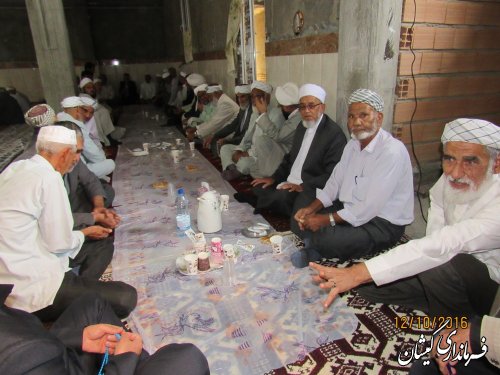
{"left": 0, "top": 125, "right": 137, "bottom": 322}
{"left": 208, "top": 84, "right": 253, "bottom": 157}
{"left": 293, "top": 88, "right": 414, "bottom": 266}
{"left": 58, "top": 96, "right": 115, "bottom": 179}
{"left": 251, "top": 84, "right": 347, "bottom": 216}
{"left": 181, "top": 73, "right": 206, "bottom": 120}
{"left": 80, "top": 78, "right": 125, "bottom": 146}
{"left": 184, "top": 84, "right": 215, "bottom": 129}
{"left": 220, "top": 81, "right": 301, "bottom": 181}
{"left": 309, "top": 118, "right": 500, "bottom": 323}
{"left": 186, "top": 84, "right": 239, "bottom": 146}
{"left": 140, "top": 74, "right": 156, "bottom": 103}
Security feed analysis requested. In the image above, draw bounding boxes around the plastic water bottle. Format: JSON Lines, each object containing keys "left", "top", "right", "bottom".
{"left": 223, "top": 248, "right": 236, "bottom": 286}
{"left": 175, "top": 188, "right": 191, "bottom": 236}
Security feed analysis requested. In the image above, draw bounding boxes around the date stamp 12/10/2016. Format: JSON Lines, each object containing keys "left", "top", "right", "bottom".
{"left": 395, "top": 315, "right": 468, "bottom": 330}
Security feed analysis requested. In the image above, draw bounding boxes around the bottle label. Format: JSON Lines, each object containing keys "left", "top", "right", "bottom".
{"left": 176, "top": 213, "right": 191, "bottom": 231}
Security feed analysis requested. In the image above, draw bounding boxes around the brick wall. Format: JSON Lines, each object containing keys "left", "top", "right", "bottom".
{"left": 393, "top": 0, "right": 500, "bottom": 173}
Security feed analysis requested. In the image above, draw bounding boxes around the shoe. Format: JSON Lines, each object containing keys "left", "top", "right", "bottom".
{"left": 234, "top": 192, "right": 257, "bottom": 207}
{"left": 290, "top": 247, "right": 323, "bottom": 268}
{"left": 222, "top": 168, "right": 242, "bottom": 181}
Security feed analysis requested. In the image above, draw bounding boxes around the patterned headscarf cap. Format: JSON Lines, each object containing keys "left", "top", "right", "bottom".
{"left": 24, "top": 104, "right": 56, "bottom": 128}
{"left": 442, "top": 118, "right": 500, "bottom": 149}
{"left": 348, "top": 88, "right": 384, "bottom": 112}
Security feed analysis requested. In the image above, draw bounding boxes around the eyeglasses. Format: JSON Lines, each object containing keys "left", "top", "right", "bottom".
{"left": 298, "top": 103, "right": 322, "bottom": 111}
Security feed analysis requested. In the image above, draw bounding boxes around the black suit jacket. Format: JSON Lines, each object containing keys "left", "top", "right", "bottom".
{"left": 213, "top": 105, "right": 252, "bottom": 145}
{"left": 272, "top": 114, "right": 347, "bottom": 190}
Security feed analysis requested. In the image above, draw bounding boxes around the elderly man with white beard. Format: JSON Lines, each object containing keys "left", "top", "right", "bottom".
{"left": 309, "top": 118, "right": 500, "bottom": 322}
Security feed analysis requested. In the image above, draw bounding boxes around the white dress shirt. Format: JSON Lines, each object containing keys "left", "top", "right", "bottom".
{"left": 0, "top": 155, "right": 84, "bottom": 312}
{"left": 366, "top": 174, "right": 500, "bottom": 285}
{"left": 316, "top": 128, "right": 414, "bottom": 227}
{"left": 286, "top": 114, "right": 323, "bottom": 184}
{"left": 140, "top": 81, "right": 156, "bottom": 100}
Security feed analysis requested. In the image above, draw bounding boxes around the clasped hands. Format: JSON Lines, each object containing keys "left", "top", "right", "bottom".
{"left": 82, "top": 324, "right": 143, "bottom": 356}
{"left": 294, "top": 207, "right": 328, "bottom": 232}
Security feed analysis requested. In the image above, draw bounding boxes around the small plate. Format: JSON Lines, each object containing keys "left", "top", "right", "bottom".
{"left": 242, "top": 227, "right": 270, "bottom": 238}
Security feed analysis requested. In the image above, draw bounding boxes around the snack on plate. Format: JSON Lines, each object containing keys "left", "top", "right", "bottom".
{"left": 152, "top": 180, "right": 169, "bottom": 189}
{"left": 186, "top": 164, "right": 199, "bottom": 172}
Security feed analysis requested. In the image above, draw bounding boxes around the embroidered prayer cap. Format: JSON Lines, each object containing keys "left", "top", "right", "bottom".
{"left": 79, "top": 78, "right": 93, "bottom": 89}
{"left": 348, "top": 88, "right": 384, "bottom": 112}
{"left": 186, "top": 73, "right": 206, "bottom": 87}
{"left": 235, "top": 84, "right": 251, "bottom": 95}
{"left": 79, "top": 96, "right": 97, "bottom": 109}
{"left": 61, "top": 96, "right": 84, "bottom": 108}
{"left": 299, "top": 84, "right": 326, "bottom": 103}
{"left": 194, "top": 84, "right": 208, "bottom": 95}
{"left": 206, "top": 84, "right": 223, "bottom": 94}
{"left": 251, "top": 81, "right": 272, "bottom": 94}
{"left": 38, "top": 125, "right": 76, "bottom": 145}
{"left": 441, "top": 118, "right": 500, "bottom": 150}
{"left": 276, "top": 82, "right": 299, "bottom": 106}
{"left": 24, "top": 104, "right": 56, "bottom": 128}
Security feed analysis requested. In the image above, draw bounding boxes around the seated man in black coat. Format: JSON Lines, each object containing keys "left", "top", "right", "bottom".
{"left": 251, "top": 84, "right": 347, "bottom": 216}
{"left": 0, "top": 285, "right": 210, "bottom": 375}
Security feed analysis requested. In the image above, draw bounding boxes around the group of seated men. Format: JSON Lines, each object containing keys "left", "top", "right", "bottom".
{"left": 0, "top": 68, "right": 498, "bottom": 373}
{"left": 0, "top": 82, "right": 210, "bottom": 373}
{"left": 183, "top": 77, "right": 499, "bottom": 373}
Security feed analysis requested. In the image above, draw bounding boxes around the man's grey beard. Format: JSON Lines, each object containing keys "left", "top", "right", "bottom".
{"left": 303, "top": 120, "right": 315, "bottom": 128}
{"left": 350, "top": 127, "right": 378, "bottom": 141}
{"left": 212, "top": 97, "right": 219, "bottom": 106}
{"left": 240, "top": 103, "right": 249, "bottom": 110}
{"left": 443, "top": 161, "right": 495, "bottom": 205}
{"left": 252, "top": 105, "right": 259, "bottom": 114}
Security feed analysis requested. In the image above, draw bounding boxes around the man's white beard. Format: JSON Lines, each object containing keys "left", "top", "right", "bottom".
{"left": 303, "top": 120, "right": 315, "bottom": 128}
{"left": 212, "top": 97, "right": 219, "bottom": 106}
{"left": 350, "top": 127, "right": 377, "bottom": 141}
{"left": 443, "top": 166, "right": 494, "bottom": 205}
{"left": 240, "top": 103, "right": 249, "bottom": 110}
{"left": 252, "top": 105, "right": 259, "bottom": 114}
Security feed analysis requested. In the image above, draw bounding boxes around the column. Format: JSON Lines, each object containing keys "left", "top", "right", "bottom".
{"left": 336, "top": 0, "right": 403, "bottom": 132}
{"left": 25, "top": 0, "right": 76, "bottom": 111}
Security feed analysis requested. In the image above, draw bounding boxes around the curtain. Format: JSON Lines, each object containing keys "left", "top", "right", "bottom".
{"left": 225, "top": 0, "right": 243, "bottom": 77}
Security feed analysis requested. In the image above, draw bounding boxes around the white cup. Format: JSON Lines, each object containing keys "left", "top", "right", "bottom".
{"left": 270, "top": 235, "right": 283, "bottom": 254}
{"left": 171, "top": 149, "right": 181, "bottom": 163}
{"left": 142, "top": 143, "right": 150, "bottom": 152}
{"left": 176, "top": 138, "right": 183, "bottom": 146}
{"left": 222, "top": 244, "right": 234, "bottom": 258}
{"left": 144, "top": 111, "right": 149, "bottom": 118}
{"left": 184, "top": 254, "right": 198, "bottom": 274}
{"left": 220, "top": 194, "right": 229, "bottom": 211}
{"left": 194, "top": 241, "right": 206, "bottom": 253}
{"left": 189, "top": 141, "right": 195, "bottom": 151}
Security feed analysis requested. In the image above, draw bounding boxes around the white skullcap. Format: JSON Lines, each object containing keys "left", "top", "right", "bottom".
{"left": 180, "top": 71, "right": 187, "bottom": 77}
{"left": 442, "top": 118, "right": 500, "bottom": 150}
{"left": 299, "top": 84, "right": 326, "bottom": 103}
{"left": 162, "top": 72, "right": 169, "bottom": 79}
{"left": 276, "top": 82, "right": 299, "bottom": 106}
{"left": 38, "top": 125, "right": 76, "bottom": 145}
{"left": 79, "top": 95, "right": 97, "bottom": 109}
{"left": 61, "top": 96, "right": 84, "bottom": 108}
{"left": 186, "top": 73, "right": 206, "bottom": 87}
{"left": 235, "top": 84, "right": 251, "bottom": 95}
{"left": 251, "top": 81, "right": 272, "bottom": 94}
{"left": 5, "top": 86, "right": 15, "bottom": 91}
{"left": 206, "top": 84, "right": 222, "bottom": 94}
{"left": 348, "top": 88, "right": 384, "bottom": 112}
{"left": 194, "top": 84, "right": 208, "bottom": 95}
{"left": 93, "top": 78, "right": 102, "bottom": 84}
{"left": 24, "top": 104, "right": 56, "bottom": 128}
{"left": 79, "top": 78, "right": 93, "bottom": 89}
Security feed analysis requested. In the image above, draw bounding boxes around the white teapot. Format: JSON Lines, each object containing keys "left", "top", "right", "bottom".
{"left": 197, "top": 190, "right": 223, "bottom": 233}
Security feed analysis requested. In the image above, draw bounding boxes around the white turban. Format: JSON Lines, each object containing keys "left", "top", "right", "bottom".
{"left": 61, "top": 96, "right": 83, "bottom": 108}
{"left": 235, "top": 84, "right": 251, "bottom": 95}
{"left": 186, "top": 73, "right": 206, "bottom": 87}
{"left": 251, "top": 81, "right": 272, "bottom": 94}
{"left": 79, "top": 95, "right": 97, "bottom": 109}
{"left": 299, "top": 84, "right": 326, "bottom": 103}
{"left": 79, "top": 78, "right": 93, "bottom": 89}
{"left": 276, "top": 82, "right": 299, "bottom": 106}
{"left": 442, "top": 118, "right": 500, "bottom": 150}
{"left": 161, "top": 72, "right": 169, "bottom": 79}
{"left": 206, "top": 84, "right": 222, "bottom": 94}
{"left": 24, "top": 104, "right": 56, "bottom": 128}
{"left": 180, "top": 71, "right": 187, "bottom": 77}
{"left": 194, "top": 84, "right": 208, "bottom": 95}
{"left": 348, "top": 88, "right": 384, "bottom": 112}
{"left": 38, "top": 125, "right": 76, "bottom": 145}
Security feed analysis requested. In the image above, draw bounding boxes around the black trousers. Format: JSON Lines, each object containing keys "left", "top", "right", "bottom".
{"left": 291, "top": 194, "right": 405, "bottom": 261}
{"left": 69, "top": 237, "right": 114, "bottom": 280}
{"left": 34, "top": 271, "right": 137, "bottom": 322}
{"left": 357, "top": 254, "right": 499, "bottom": 318}
{"left": 50, "top": 293, "right": 210, "bottom": 375}
{"left": 253, "top": 184, "right": 299, "bottom": 217}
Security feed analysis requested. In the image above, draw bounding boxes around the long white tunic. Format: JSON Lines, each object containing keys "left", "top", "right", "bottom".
{"left": 0, "top": 155, "right": 84, "bottom": 312}
{"left": 316, "top": 128, "right": 414, "bottom": 227}
{"left": 366, "top": 173, "right": 500, "bottom": 285}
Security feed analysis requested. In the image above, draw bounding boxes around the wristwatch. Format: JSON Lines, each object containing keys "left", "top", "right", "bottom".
{"left": 329, "top": 213, "right": 336, "bottom": 227}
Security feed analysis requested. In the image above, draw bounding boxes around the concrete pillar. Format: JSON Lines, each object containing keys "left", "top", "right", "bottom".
{"left": 25, "top": 0, "right": 76, "bottom": 110}
{"left": 336, "top": 0, "right": 403, "bottom": 133}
